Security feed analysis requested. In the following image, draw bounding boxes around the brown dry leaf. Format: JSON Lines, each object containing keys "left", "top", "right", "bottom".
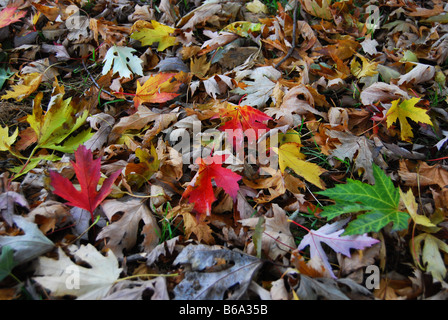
{"left": 398, "top": 160, "right": 448, "bottom": 189}
{"left": 167, "top": 204, "right": 214, "bottom": 243}
{"left": 359, "top": 82, "right": 410, "bottom": 105}
{"left": 242, "top": 167, "right": 287, "bottom": 203}
{"left": 265, "top": 84, "right": 327, "bottom": 126}
{"left": 26, "top": 200, "right": 70, "bottom": 234}
{"left": 326, "top": 130, "right": 387, "bottom": 183}
{"left": 240, "top": 203, "right": 295, "bottom": 261}
{"left": 291, "top": 250, "right": 326, "bottom": 278}
{"left": 300, "top": 0, "right": 332, "bottom": 20}
{"left": 97, "top": 197, "right": 161, "bottom": 258}
{"left": 176, "top": 0, "right": 242, "bottom": 30}
{"left": 190, "top": 55, "right": 210, "bottom": 79}
{"left": 110, "top": 105, "right": 179, "bottom": 145}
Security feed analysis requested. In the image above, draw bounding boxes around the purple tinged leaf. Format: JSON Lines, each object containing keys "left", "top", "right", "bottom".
{"left": 297, "top": 218, "right": 380, "bottom": 278}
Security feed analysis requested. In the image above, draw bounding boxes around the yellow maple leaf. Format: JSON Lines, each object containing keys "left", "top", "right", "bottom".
{"left": 399, "top": 188, "right": 435, "bottom": 227}
{"left": 386, "top": 97, "right": 433, "bottom": 141}
{"left": 1, "top": 72, "right": 43, "bottom": 101}
{"left": 0, "top": 124, "right": 18, "bottom": 151}
{"left": 274, "top": 142, "right": 326, "bottom": 189}
{"left": 130, "top": 20, "right": 178, "bottom": 51}
{"left": 351, "top": 53, "right": 378, "bottom": 78}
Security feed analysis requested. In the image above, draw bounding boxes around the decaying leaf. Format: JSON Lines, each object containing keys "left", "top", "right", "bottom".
{"left": 239, "top": 203, "right": 296, "bottom": 260}
{"left": 173, "top": 244, "right": 263, "bottom": 300}
{"left": 412, "top": 233, "right": 448, "bottom": 284}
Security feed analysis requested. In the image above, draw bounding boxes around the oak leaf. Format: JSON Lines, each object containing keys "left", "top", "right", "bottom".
{"left": 49, "top": 145, "right": 121, "bottom": 221}
{"left": 97, "top": 197, "right": 161, "bottom": 258}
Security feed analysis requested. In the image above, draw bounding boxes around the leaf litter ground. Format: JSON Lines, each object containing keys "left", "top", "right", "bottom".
{"left": 1, "top": 0, "right": 448, "bottom": 301}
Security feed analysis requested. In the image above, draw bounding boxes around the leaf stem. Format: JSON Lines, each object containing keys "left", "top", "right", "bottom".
{"left": 114, "top": 273, "right": 179, "bottom": 283}
{"left": 288, "top": 219, "right": 311, "bottom": 232}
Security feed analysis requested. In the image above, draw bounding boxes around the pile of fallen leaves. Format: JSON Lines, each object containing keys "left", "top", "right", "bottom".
{"left": 1, "top": 0, "right": 448, "bottom": 300}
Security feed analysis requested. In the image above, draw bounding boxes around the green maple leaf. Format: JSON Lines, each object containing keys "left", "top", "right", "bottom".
{"left": 317, "top": 164, "right": 410, "bottom": 235}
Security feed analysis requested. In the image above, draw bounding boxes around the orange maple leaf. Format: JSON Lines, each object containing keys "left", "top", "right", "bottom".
{"left": 133, "top": 72, "right": 189, "bottom": 108}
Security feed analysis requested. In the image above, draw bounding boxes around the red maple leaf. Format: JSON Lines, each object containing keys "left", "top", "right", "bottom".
{"left": 0, "top": 6, "right": 26, "bottom": 29}
{"left": 182, "top": 154, "right": 241, "bottom": 218}
{"left": 49, "top": 145, "right": 121, "bottom": 221}
{"left": 214, "top": 104, "right": 272, "bottom": 149}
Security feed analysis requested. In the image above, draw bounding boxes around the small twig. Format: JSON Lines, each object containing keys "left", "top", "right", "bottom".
{"left": 81, "top": 60, "right": 134, "bottom": 104}
{"left": 274, "top": 0, "right": 299, "bottom": 69}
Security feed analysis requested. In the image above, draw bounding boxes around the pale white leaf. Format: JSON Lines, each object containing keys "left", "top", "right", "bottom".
{"left": 33, "top": 244, "right": 122, "bottom": 300}
{"left": 102, "top": 46, "right": 144, "bottom": 78}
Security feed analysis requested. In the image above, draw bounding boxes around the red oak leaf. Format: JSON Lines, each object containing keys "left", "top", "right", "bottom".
{"left": 214, "top": 104, "right": 272, "bottom": 149}
{"left": 182, "top": 154, "right": 241, "bottom": 218}
{"left": 0, "top": 6, "right": 26, "bottom": 28}
{"left": 49, "top": 145, "right": 121, "bottom": 221}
